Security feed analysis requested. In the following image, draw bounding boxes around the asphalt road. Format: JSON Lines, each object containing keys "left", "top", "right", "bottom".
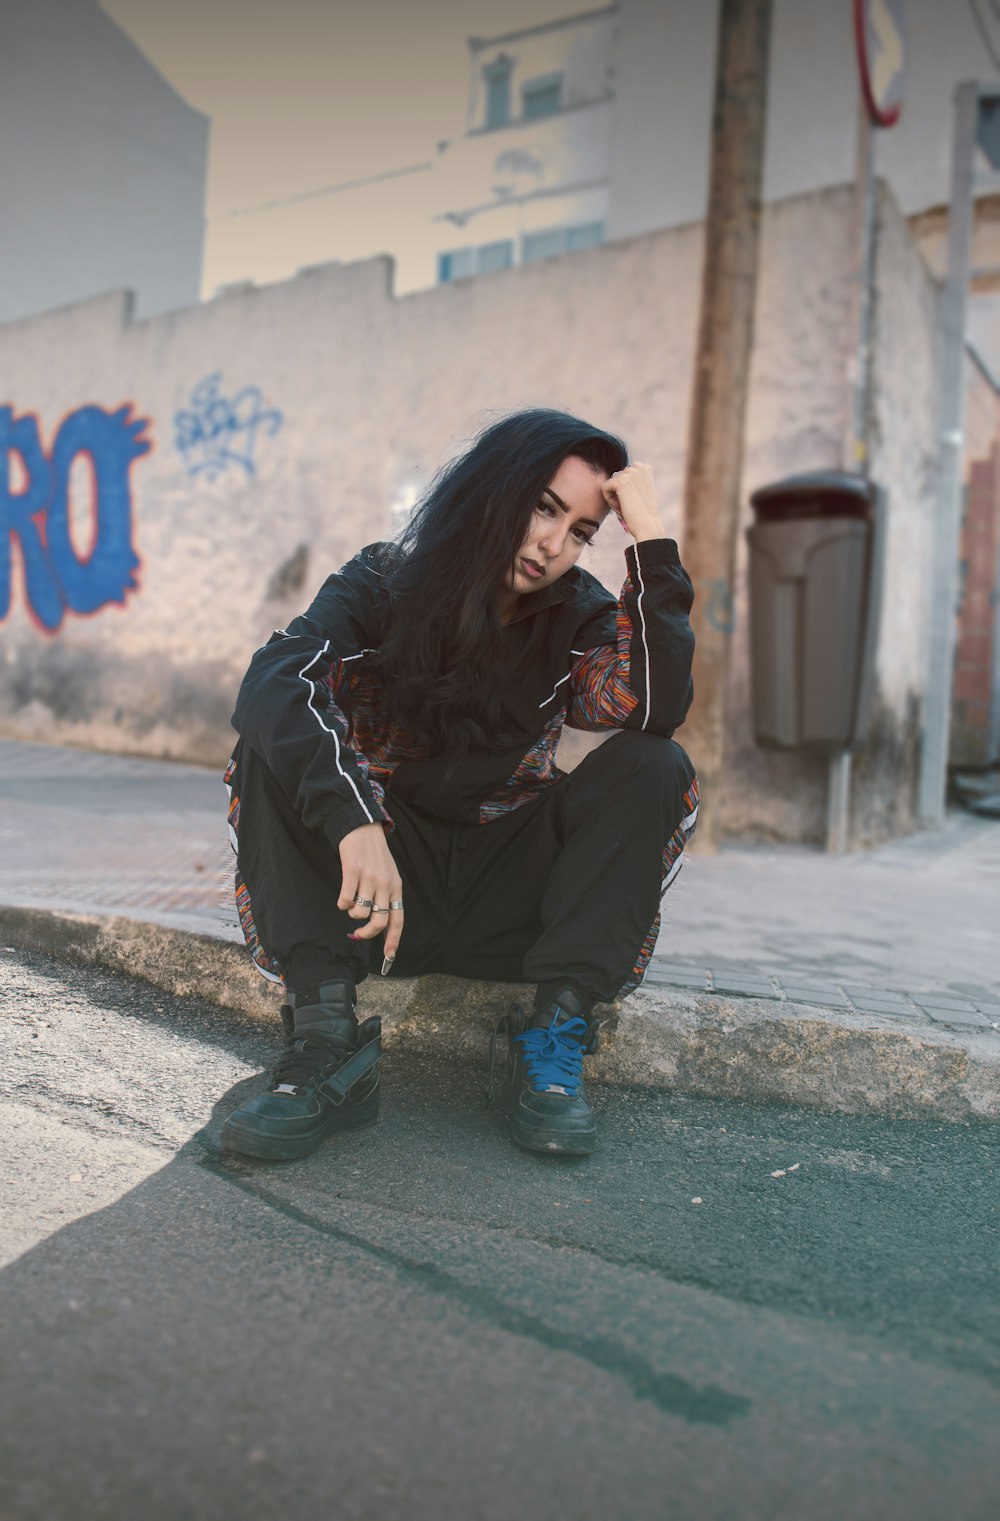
{"left": 2, "top": 947, "right": 999, "bottom": 1521}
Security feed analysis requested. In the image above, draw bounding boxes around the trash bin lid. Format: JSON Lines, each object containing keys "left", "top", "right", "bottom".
{"left": 750, "top": 469, "right": 876, "bottom": 522}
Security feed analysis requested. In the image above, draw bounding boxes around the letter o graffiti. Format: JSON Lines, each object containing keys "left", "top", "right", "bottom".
{"left": 0, "top": 403, "right": 151, "bottom": 631}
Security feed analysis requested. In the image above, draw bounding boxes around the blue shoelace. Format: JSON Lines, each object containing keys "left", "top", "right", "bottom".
{"left": 513, "top": 1014, "right": 590, "bottom": 1096}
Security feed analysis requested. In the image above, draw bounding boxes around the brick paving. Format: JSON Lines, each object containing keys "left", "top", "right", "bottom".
{"left": 0, "top": 741, "right": 238, "bottom": 940}
{"left": 641, "top": 962, "right": 999, "bottom": 1029}
{"left": 1, "top": 738, "right": 997, "bottom": 1034}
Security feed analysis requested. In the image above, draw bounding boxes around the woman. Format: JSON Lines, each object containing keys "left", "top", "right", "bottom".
{"left": 221, "top": 407, "right": 699, "bottom": 1161}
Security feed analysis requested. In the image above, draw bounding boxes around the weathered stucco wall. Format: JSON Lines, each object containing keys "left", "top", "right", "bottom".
{"left": 843, "top": 183, "right": 941, "bottom": 846}
{"left": 721, "top": 183, "right": 943, "bottom": 847}
{"left": 719, "top": 185, "right": 857, "bottom": 843}
{"left": 0, "top": 183, "right": 942, "bottom": 842}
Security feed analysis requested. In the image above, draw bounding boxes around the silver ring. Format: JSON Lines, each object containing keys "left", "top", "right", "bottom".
{"left": 354, "top": 896, "right": 374, "bottom": 908}
{"left": 389, "top": 900, "right": 404, "bottom": 910}
{"left": 370, "top": 905, "right": 389, "bottom": 915}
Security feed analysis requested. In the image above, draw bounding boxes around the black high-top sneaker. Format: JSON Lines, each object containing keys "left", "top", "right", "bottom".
{"left": 220, "top": 979, "right": 382, "bottom": 1161}
{"left": 501, "top": 988, "right": 600, "bottom": 1156}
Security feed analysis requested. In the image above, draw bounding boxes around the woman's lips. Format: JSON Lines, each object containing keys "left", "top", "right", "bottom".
{"left": 521, "top": 558, "right": 544, "bottom": 580}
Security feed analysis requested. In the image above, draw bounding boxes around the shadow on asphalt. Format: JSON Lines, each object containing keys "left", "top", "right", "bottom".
{"left": 5, "top": 946, "right": 1000, "bottom": 1517}
{"left": 8, "top": 946, "right": 1000, "bottom": 1391}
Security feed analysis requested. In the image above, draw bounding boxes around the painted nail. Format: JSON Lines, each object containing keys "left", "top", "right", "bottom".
{"left": 348, "top": 932, "right": 360, "bottom": 941}
{"left": 381, "top": 956, "right": 395, "bottom": 976}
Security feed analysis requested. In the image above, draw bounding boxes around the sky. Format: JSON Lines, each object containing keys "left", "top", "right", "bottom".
{"left": 102, "top": 0, "right": 581, "bottom": 289}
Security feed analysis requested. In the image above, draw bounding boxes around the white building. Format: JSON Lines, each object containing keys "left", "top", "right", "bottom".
{"left": 204, "top": 4, "right": 618, "bottom": 299}
{"left": 1, "top": 0, "right": 208, "bottom": 325}
{"left": 204, "top": 0, "right": 1000, "bottom": 321}
{"left": 430, "top": 6, "right": 617, "bottom": 287}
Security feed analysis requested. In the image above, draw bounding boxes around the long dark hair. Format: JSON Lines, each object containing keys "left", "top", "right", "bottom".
{"left": 369, "top": 407, "right": 629, "bottom": 752}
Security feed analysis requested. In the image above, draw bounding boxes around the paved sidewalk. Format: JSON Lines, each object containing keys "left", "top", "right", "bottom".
{"left": 653, "top": 821, "right": 1000, "bottom": 1027}
{"left": 2, "top": 738, "right": 998, "bottom": 1120}
{"left": 0, "top": 740, "right": 236, "bottom": 940}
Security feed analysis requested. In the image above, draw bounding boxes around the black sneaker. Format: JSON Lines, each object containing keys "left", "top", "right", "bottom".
{"left": 489, "top": 989, "right": 599, "bottom": 1156}
{"left": 220, "top": 979, "right": 382, "bottom": 1161}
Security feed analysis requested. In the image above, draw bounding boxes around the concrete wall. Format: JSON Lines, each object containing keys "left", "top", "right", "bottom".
{"left": 849, "top": 184, "right": 941, "bottom": 844}
{"left": 0, "top": 183, "right": 943, "bottom": 843}
{"left": 713, "top": 185, "right": 857, "bottom": 844}
{"left": 1, "top": 0, "right": 207, "bottom": 324}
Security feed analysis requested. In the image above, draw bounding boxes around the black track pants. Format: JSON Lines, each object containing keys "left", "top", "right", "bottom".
{"left": 233, "top": 731, "right": 698, "bottom": 1006}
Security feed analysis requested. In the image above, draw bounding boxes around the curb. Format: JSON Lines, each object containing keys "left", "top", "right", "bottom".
{"left": 3, "top": 903, "right": 999, "bottom": 1125}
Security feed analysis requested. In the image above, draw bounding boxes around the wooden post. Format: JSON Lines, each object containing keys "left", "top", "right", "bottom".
{"left": 681, "top": 0, "right": 772, "bottom": 850}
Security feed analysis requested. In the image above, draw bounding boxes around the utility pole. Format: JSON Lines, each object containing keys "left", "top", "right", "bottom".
{"left": 681, "top": 0, "right": 772, "bottom": 850}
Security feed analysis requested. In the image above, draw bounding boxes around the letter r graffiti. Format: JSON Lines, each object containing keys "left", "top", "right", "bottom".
{"left": 0, "top": 408, "right": 61, "bottom": 630}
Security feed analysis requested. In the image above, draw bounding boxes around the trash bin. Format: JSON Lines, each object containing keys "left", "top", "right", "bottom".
{"left": 746, "top": 470, "right": 886, "bottom": 754}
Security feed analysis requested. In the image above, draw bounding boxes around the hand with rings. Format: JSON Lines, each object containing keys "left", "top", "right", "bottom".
{"left": 337, "top": 822, "right": 405, "bottom": 974}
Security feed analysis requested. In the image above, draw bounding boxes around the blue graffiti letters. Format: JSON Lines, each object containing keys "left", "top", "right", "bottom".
{"left": 48, "top": 407, "right": 149, "bottom": 616}
{"left": 0, "top": 404, "right": 150, "bottom": 632}
{"left": 0, "top": 409, "right": 61, "bottom": 630}
{"left": 703, "top": 577, "right": 735, "bottom": 636}
{"left": 173, "top": 373, "right": 283, "bottom": 480}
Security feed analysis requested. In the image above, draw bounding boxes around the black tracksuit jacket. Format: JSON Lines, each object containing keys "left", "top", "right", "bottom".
{"left": 229, "top": 536, "right": 696, "bottom": 849}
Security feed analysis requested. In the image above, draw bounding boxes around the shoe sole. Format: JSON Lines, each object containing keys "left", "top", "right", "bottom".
{"left": 511, "top": 1123, "right": 596, "bottom": 1157}
{"left": 219, "top": 1098, "right": 379, "bottom": 1161}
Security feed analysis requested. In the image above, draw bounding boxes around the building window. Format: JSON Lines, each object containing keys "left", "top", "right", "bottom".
{"left": 438, "top": 240, "right": 514, "bottom": 283}
{"left": 522, "top": 73, "right": 563, "bottom": 121}
{"left": 438, "top": 247, "right": 475, "bottom": 283}
{"left": 566, "top": 221, "right": 605, "bottom": 253}
{"left": 484, "top": 59, "right": 512, "bottom": 130}
{"left": 522, "top": 228, "right": 565, "bottom": 263}
{"left": 522, "top": 221, "right": 606, "bottom": 264}
{"left": 477, "top": 239, "right": 514, "bottom": 274}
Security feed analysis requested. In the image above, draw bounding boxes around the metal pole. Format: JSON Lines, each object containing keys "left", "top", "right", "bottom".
{"left": 825, "top": 753, "right": 851, "bottom": 853}
{"left": 826, "top": 88, "right": 878, "bottom": 854}
{"left": 918, "top": 82, "right": 978, "bottom": 824}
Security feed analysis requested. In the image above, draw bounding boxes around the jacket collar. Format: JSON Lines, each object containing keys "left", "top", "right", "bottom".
{"left": 502, "top": 566, "right": 581, "bottom": 626}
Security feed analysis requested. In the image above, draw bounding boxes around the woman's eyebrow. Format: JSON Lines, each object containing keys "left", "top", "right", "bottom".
{"left": 543, "top": 489, "right": 602, "bottom": 532}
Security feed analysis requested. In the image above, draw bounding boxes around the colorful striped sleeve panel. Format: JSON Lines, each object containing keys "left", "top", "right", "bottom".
{"left": 224, "top": 754, "right": 285, "bottom": 984}
{"left": 567, "top": 540, "right": 695, "bottom": 736}
{"left": 316, "top": 662, "right": 395, "bottom": 828}
{"left": 327, "top": 667, "right": 432, "bottom": 802}
{"left": 565, "top": 589, "right": 640, "bottom": 730}
{"left": 478, "top": 706, "right": 567, "bottom": 824}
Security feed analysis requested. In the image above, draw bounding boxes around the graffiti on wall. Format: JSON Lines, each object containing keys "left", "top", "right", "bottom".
{"left": 173, "top": 373, "right": 283, "bottom": 481}
{"left": 0, "top": 404, "right": 151, "bottom": 633}
{"left": 702, "top": 577, "right": 735, "bottom": 635}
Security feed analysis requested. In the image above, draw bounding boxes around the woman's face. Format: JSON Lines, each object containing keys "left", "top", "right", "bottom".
{"left": 504, "top": 454, "right": 612, "bottom": 603}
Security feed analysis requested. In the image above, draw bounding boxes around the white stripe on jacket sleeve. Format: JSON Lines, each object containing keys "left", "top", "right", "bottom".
{"left": 298, "top": 641, "right": 375, "bottom": 824}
